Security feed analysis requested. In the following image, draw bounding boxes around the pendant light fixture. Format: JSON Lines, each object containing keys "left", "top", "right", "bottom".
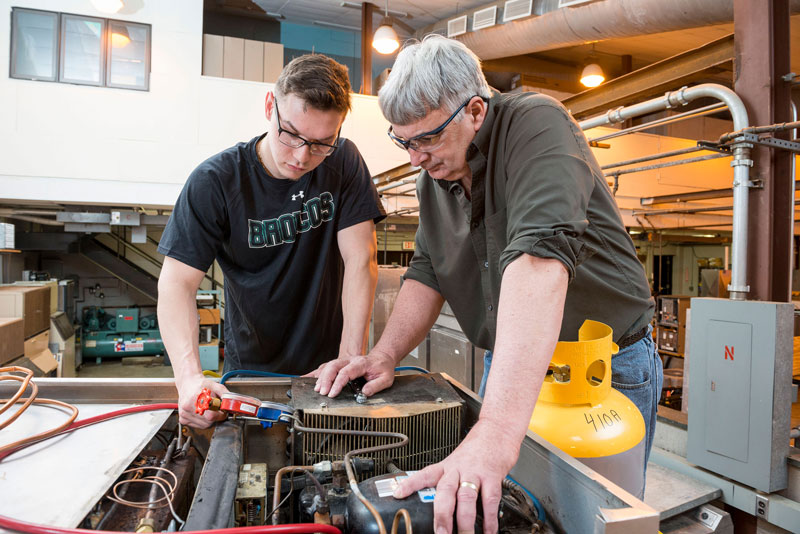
{"left": 580, "top": 43, "right": 605, "bottom": 88}
{"left": 372, "top": 0, "right": 400, "bottom": 55}
{"left": 90, "top": 0, "right": 123, "bottom": 14}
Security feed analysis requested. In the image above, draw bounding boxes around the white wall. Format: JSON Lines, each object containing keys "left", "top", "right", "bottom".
{"left": 0, "top": 0, "right": 407, "bottom": 209}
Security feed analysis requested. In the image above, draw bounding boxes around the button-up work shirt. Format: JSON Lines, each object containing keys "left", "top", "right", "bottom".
{"left": 404, "top": 92, "right": 654, "bottom": 350}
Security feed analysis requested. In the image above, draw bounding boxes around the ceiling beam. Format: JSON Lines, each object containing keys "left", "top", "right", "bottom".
{"left": 483, "top": 54, "right": 582, "bottom": 93}
{"left": 562, "top": 34, "right": 734, "bottom": 119}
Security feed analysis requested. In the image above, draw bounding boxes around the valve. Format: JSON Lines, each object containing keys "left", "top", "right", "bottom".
{"left": 195, "top": 388, "right": 221, "bottom": 415}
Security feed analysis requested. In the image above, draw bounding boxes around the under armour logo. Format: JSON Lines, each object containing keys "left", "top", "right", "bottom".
{"left": 292, "top": 191, "right": 305, "bottom": 201}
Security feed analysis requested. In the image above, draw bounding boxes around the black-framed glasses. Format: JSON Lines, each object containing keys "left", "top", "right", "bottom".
{"left": 387, "top": 95, "right": 486, "bottom": 152}
{"left": 274, "top": 101, "right": 340, "bottom": 157}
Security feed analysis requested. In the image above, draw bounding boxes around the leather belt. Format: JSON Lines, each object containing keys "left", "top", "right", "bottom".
{"left": 617, "top": 326, "right": 649, "bottom": 349}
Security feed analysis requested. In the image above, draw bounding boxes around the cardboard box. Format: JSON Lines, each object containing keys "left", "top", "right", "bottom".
{"left": 0, "top": 317, "right": 24, "bottom": 365}
{"left": 23, "top": 330, "right": 57, "bottom": 375}
{"left": 0, "top": 286, "right": 51, "bottom": 338}
{"left": 197, "top": 308, "right": 220, "bottom": 325}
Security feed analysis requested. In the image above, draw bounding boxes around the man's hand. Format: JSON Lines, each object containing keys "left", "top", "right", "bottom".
{"left": 176, "top": 374, "right": 229, "bottom": 428}
{"left": 307, "top": 352, "right": 396, "bottom": 398}
{"left": 392, "top": 420, "right": 520, "bottom": 534}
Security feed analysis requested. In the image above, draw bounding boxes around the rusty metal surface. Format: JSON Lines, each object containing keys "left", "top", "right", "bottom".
{"left": 735, "top": 0, "right": 794, "bottom": 302}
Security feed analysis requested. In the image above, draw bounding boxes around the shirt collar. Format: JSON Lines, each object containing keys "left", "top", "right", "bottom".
{"left": 430, "top": 93, "right": 498, "bottom": 195}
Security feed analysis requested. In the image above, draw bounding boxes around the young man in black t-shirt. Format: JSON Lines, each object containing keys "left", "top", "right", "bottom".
{"left": 157, "top": 55, "right": 386, "bottom": 428}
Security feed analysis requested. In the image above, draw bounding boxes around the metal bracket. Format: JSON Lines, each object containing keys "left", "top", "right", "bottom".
{"left": 782, "top": 72, "right": 799, "bottom": 84}
{"left": 696, "top": 140, "right": 731, "bottom": 154}
{"left": 738, "top": 132, "right": 800, "bottom": 153}
{"left": 755, "top": 494, "right": 769, "bottom": 520}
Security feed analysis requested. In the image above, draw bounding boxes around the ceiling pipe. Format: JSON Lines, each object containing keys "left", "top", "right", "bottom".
{"left": 449, "top": 0, "right": 800, "bottom": 61}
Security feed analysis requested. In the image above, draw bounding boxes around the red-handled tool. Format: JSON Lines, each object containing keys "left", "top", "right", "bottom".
{"left": 195, "top": 388, "right": 221, "bottom": 415}
{"left": 195, "top": 389, "right": 261, "bottom": 417}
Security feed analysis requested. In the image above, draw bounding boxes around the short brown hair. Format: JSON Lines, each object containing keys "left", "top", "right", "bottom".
{"left": 275, "top": 54, "right": 351, "bottom": 114}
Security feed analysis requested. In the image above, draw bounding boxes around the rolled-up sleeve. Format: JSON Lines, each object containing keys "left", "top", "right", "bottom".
{"left": 402, "top": 221, "right": 442, "bottom": 294}
{"left": 498, "top": 102, "right": 598, "bottom": 281}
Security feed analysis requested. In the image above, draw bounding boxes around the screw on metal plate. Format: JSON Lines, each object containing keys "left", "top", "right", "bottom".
{"left": 320, "top": 402, "right": 327, "bottom": 409}
{"left": 436, "top": 397, "right": 443, "bottom": 403}
{"left": 348, "top": 377, "right": 368, "bottom": 404}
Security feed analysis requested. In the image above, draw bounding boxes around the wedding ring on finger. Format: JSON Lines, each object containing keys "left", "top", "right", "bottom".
{"left": 459, "top": 480, "right": 479, "bottom": 492}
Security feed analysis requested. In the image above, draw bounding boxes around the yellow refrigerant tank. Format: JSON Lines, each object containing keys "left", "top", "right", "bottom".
{"left": 529, "top": 320, "right": 646, "bottom": 497}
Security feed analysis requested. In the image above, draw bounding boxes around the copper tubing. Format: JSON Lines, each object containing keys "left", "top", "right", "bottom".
{"left": 0, "top": 366, "right": 79, "bottom": 456}
{"left": 271, "top": 465, "right": 315, "bottom": 525}
{"left": 0, "top": 367, "right": 37, "bottom": 427}
{"left": 0, "top": 397, "right": 79, "bottom": 455}
{"left": 293, "top": 423, "right": 410, "bottom": 534}
{"left": 391, "top": 509, "right": 412, "bottom": 534}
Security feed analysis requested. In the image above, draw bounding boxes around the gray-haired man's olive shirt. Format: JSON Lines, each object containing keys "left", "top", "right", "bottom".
{"left": 404, "top": 92, "right": 654, "bottom": 349}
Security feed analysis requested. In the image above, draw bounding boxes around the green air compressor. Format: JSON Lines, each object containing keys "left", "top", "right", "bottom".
{"left": 82, "top": 306, "right": 166, "bottom": 364}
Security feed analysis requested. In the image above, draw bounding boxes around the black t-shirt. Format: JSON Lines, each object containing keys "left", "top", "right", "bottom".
{"left": 158, "top": 133, "right": 386, "bottom": 374}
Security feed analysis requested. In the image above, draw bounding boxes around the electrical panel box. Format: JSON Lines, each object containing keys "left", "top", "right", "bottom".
{"left": 687, "top": 298, "right": 793, "bottom": 492}
{"left": 115, "top": 308, "right": 139, "bottom": 333}
{"left": 658, "top": 326, "right": 679, "bottom": 353}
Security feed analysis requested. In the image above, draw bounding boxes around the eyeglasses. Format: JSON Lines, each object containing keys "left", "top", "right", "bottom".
{"left": 274, "top": 101, "right": 340, "bottom": 156}
{"left": 387, "top": 95, "right": 485, "bottom": 152}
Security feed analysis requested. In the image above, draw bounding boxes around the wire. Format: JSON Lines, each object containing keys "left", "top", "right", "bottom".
{"left": 393, "top": 366, "right": 429, "bottom": 374}
{"left": 293, "top": 422, "right": 410, "bottom": 534}
{"left": 505, "top": 475, "right": 546, "bottom": 524}
{"left": 269, "top": 466, "right": 316, "bottom": 524}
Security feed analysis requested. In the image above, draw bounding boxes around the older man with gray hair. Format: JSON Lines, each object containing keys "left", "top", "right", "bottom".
{"left": 313, "top": 34, "right": 660, "bottom": 533}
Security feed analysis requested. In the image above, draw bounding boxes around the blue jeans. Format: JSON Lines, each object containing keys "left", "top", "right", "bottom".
{"left": 479, "top": 325, "right": 663, "bottom": 469}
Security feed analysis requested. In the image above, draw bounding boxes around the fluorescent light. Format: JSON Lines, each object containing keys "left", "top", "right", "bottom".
{"left": 340, "top": 1, "right": 409, "bottom": 18}
{"left": 312, "top": 20, "right": 361, "bottom": 31}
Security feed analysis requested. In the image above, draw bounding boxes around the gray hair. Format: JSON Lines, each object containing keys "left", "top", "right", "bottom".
{"left": 378, "top": 34, "right": 491, "bottom": 125}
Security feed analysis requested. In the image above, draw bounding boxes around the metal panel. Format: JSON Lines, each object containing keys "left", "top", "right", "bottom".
{"left": 704, "top": 320, "right": 751, "bottom": 462}
{"left": 447, "top": 15, "right": 467, "bottom": 37}
{"left": 56, "top": 212, "right": 112, "bottom": 223}
{"left": 110, "top": 210, "right": 141, "bottom": 226}
{"left": 0, "top": 403, "right": 170, "bottom": 527}
{"left": 429, "top": 326, "right": 474, "bottom": 390}
{"left": 687, "top": 298, "right": 793, "bottom": 492}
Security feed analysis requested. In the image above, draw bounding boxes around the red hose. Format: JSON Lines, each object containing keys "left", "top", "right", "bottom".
{"left": 0, "top": 403, "right": 180, "bottom": 461}
{"left": 0, "top": 515, "right": 341, "bottom": 534}
{"left": 0, "top": 403, "right": 343, "bottom": 534}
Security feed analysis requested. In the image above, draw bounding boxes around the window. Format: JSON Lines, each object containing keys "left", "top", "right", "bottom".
{"left": 60, "top": 14, "right": 105, "bottom": 85}
{"left": 10, "top": 9, "right": 58, "bottom": 81}
{"left": 10, "top": 7, "right": 151, "bottom": 91}
{"left": 107, "top": 20, "right": 150, "bottom": 89}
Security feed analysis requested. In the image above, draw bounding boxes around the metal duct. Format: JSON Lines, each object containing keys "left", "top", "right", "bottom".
{"left": 454, "top": 0, "right": 800, "bottom": 61}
